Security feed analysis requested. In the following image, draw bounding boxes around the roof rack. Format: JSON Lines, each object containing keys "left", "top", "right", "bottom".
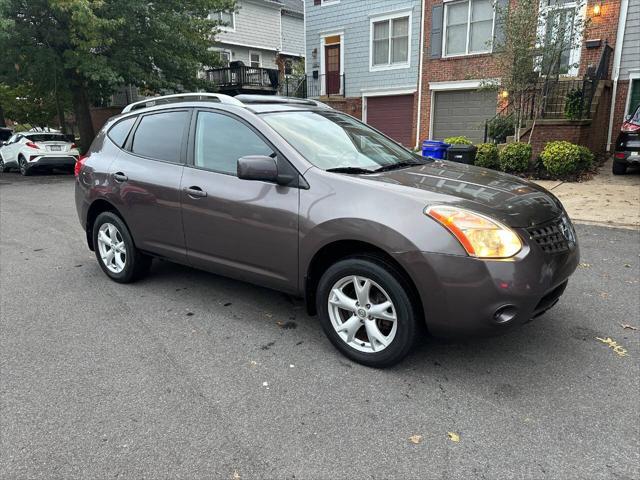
{"left": 234, "top": 95, "right": 332, "bottom": 109}
{"left": 122, "top": 93, "right": 244, "bottom": 113}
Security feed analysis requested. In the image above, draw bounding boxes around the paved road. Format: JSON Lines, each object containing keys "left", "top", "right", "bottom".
{"left": 1, "top": 172, "right": 639, "bottom": 480}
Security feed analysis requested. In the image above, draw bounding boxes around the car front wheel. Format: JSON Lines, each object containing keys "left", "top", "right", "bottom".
{"left": 316, "top": 256, "right": 419, "bottom": 368}
{"left": 92, "top": 211, "right": 151, "bottom": 283}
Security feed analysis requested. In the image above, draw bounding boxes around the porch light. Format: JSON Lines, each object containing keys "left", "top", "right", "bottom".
{"left": 501, "top": 90, "right": 509, "bottom": 99}
{"left": 592, "top": 2, "right": 601, "bottom": 16}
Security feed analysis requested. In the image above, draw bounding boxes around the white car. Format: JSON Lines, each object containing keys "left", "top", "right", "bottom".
{"left": 0, "top": 132, "right": 80, "bottom": 175}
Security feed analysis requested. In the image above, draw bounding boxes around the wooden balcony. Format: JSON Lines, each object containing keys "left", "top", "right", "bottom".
{"left": 205, "top": 66, "right": 280, "bottom": 95}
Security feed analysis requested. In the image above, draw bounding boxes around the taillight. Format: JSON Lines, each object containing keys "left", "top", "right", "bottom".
{"left": 25, "top": 141, "right": 40, "bottom": 149}
{"left": 74, "top": 154, "right": 88, "bottom": 177}
{"left": 621, "top": 121, "right": 640, "bottom": 133}
{"left": 614, "top": 152, "right": 626, "bottom": 159}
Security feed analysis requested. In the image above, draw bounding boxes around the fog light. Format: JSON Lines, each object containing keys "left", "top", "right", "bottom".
{"left": 493, "top": 305, "right": 518, "bottom": 324}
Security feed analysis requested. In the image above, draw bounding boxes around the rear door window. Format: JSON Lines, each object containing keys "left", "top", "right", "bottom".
{"left": 108, "top": 116, "right": 136, "bottom": 147}
{"left": 131, "top": 110, "right": 190, "bottom": 162}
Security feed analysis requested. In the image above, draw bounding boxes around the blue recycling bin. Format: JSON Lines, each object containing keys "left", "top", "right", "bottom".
{"left": 422, "top": 140, "right": 450, "bottom": 159}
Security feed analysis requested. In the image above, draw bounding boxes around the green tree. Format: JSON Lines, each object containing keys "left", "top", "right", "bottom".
{"left": 0, "top": 0, "right": 235, "bottom": 150}
{"left": 0, "top": 83, "right": 59, "bottom": 128}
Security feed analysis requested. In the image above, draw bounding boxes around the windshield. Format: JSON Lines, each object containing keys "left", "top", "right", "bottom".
{"left": 25, "top": 134, "right": 68, "bottom": 143}
{"left": 262, "top": 110, "right": 422, "bottom": 172}
{"left": 631, "top": 105, "right": 640, "bottom": 125}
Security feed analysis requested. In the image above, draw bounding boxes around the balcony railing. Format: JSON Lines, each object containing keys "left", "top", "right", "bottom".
{"left": 306, "top": 74, "right": 345, "bottom": 98}
{"left": 205, "top": 66, "right": 280, "bottom": 93}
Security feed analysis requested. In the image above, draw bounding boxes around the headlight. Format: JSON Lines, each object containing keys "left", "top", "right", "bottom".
{"left": 425, "top": 205, "right": 522, "bottom": 258}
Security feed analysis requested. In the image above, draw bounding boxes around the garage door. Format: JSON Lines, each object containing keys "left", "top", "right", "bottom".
{"left": 367, "top": 94, "right": 415, "bottom": 147}
{"left": 432, "top": 90, "right": 497, "bottom": 143}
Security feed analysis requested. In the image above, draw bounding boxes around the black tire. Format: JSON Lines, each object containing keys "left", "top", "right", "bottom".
{"left": 316, "top": 255, "right": 419, "bottom": 368}
{"left": 0, "top": 156, "right": 7, "bottom": 173}
{"left": 19, "top": 156, "right": 31, "bottom": 176}
{"left": 612, "top": 161, "right": 627, "bottom": 175}
{"left": 92, "top": 211, "right": 152, "bottom": 283}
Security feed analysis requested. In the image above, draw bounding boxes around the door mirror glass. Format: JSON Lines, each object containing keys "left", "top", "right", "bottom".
{"left": 237, "top": 155, "right": 278, "bottom": 183}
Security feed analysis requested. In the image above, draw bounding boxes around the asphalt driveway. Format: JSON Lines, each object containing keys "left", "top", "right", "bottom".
{"left": 1, "top": 172, "right": 638, "bottom": 479}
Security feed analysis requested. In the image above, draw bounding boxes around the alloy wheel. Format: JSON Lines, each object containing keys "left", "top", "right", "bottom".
{"left": 97, "top": 223, "right": 127, "bottom": 273}
{"left": 328, "top": 275, "right": 398, "bottom": 353}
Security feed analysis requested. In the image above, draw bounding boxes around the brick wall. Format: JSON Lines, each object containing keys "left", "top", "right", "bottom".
{"left": 610, "top": 80, "right": 630, "bottom": 145}
{"left": 321, "top": 97, "right": 363, "bottom": 120}
{"left": 579, "top": 0, "right": 622, "bottom": 77}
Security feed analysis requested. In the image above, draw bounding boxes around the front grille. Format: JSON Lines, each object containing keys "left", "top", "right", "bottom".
{"left": 526, "top": 216, "right": 576, "bottom": 254}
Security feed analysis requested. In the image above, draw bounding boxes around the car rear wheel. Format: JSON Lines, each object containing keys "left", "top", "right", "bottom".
{"left": 0, "top": 156, "right": 7, "bottom": 173}
{"left": 92, "top": 211, "right": 151, "bottom": 283}
{"left": 19, "top": 156, "right": 31, "bottom": 176}
{"left": 612, "top": 161, "right": 627, "bottom": 175}
{"left": 316, "top": 256, "right": 418, "bottom": 368}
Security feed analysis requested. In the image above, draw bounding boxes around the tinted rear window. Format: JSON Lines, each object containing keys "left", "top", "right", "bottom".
{"left": 108, "top": 116, "right": 136, "bottom": 147}
{"left": 25, "top": 134, "right": 67, "bottom": 142}
{"left": 131, "top": 111, "right": 189, "bottom": 162}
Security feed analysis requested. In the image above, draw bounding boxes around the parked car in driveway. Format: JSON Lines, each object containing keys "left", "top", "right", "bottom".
{"left": 613, "top": 104, "right": 640, "bottom": 175}
{"left": 0, "top": 131, "right": 79, "bottom": 175}
{"left": 75, "top": 93, "right": 580, "bottom": 367}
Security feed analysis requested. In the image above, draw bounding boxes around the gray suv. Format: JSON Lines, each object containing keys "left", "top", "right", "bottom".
{"left": 75, "top": 94, "right": 579, "bottom": 367}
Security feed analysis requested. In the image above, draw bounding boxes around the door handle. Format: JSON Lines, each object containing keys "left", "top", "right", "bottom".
{"left": 113, "top": 172, "right": 128, "bottom": 182}
{"left": 184, "top": 186, "right": 207, "bottom": 198}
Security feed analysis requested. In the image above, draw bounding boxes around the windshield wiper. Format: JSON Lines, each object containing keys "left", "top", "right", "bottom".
{"left": 374, "top": 161, "right": 426, "bottom": 173}
{"left": 326, "top": 167, "right": 375, "bottom": 174}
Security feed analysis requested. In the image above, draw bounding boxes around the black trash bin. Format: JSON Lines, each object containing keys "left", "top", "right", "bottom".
{"left": 446, "top": 144, "right": 477, "bottom": 165}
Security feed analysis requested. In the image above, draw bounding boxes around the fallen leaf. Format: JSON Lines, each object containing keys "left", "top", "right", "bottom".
{"left": 599, "top": 292, "right": 609, "bottom": 299}
{"left": 262, "top": 381, "right": 269, "bottom": 387}
{"left": 249, "top": 360, "right": 258, "bottom": 367}
{"left": 408, "top": 435, "right": 423, "bottom": 444}
{"left": 595, "top": 336, "right": 629, "bottom": 357}
{"left": 624, "top": 264, "right": 631, "bottom": 268}
{"left": 578, "top": 263, "right": 591, "bottom": 268}
{"left": 265, "top": 313, "right": 273, "bottom": 319}
{"left": 232, "top": 470, "right": 241, "bottom": 480}
{"left": 447, "top": 432, "right": 460, "bottom": 443}
{"left": 620, "top": 324, "right": 638, "bottom": 331}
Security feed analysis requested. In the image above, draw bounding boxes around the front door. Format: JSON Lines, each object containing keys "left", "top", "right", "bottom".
{"left": 181, "top": 110, "right": 299, "bottom": 293}
{"left": 325, "top": 44, "right": 341, "bottom": 95}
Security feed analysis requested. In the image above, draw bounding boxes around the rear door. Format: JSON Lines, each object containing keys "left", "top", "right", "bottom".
{"left": 108, "top": 109, "right": 190, "bottom": 262}
{"left": 180, "top": 109, "right": 299, "bottom": 293}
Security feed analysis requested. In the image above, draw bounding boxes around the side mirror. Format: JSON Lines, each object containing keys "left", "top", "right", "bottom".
{"left": 237, "top": 155, "right": 279, "bottom": 184}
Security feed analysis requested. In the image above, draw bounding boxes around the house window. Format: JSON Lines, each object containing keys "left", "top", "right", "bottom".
{"left": 212, "top": 10, "right": 235, "bottom": 30}
{"left": 444, "top": 0, "right": 494, "bottom": 56}
{"left": 216, "top": 50, "right": 231, "bottom": 67}
{"left": 371, "top": 15, "right": 410, "bottom": 68}
{"left": 539, "top": 0, "right": 579, "bottom": 75}
{"left": 249, "top": 52, "right": 261, "bottom": 68}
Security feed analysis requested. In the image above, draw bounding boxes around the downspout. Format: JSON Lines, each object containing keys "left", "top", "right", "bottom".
{"left": 606, "top": 0, "right": 629, "bottom": 151}
{"left": 415, "top": 0, "right": 427, "bottom": 149}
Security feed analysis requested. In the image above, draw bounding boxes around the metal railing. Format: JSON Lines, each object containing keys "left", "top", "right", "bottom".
{"left": 305, "top": 74, "right": 345, "bottom": 98}
{"left": 279, "top": 75, "right": 308, "bottom": 98}
{"left": 205, "top": 66, "right": 280, "bottom": 90}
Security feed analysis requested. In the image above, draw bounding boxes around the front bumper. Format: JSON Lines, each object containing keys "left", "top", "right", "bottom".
{"left": 27, "top": 155, "right": 77, "bottom": 168}
{"left": 395, "top": 230, "right": 580, "bottom": 337}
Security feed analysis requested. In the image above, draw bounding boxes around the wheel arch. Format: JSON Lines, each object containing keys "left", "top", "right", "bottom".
{"left": 85, "top": 199, "right": 129, "bottom": 251}
{"left": 304, "top": 239, "right": 424, "bottom": 323}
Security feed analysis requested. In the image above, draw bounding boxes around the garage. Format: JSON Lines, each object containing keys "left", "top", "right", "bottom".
{"left": 432, "top": 90, "right": 497, "bottom": 143}
{"left": 366, "top": 94, "right": 415, "bottom": 147}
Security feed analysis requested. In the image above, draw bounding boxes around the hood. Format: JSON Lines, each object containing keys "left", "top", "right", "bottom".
{"left": 362, "top": 160, "right": 564, "bottom": 228}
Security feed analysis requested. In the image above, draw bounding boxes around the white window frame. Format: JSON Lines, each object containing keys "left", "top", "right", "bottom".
{"left": 211, "top": 10, "right": 235, "bottom": 32}
{"left": 442, "top": 0, "right": 495, "bottom": 58}
{"left": 320, "top": 0, "right": 340, "bottom": 5}
{"left": 369, "top": 10, "right": 413, "bottom": 72}
{"left": 249, "top": 51, "right": 262, "bottom": 68}
{"left": 536, "top": 0, "right": 586, "bottom": 77}
{"left": 213, "top": 48, "right": 232, "bottom": 67}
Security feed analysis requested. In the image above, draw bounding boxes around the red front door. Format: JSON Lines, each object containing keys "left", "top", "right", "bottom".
{"left": 325, "top": 44, "right": 340, "bottom": 95}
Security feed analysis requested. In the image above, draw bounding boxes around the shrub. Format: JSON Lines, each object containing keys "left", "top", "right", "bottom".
{"left": 499, "top": 142, "right": 532, "bottom": 172}
{"left": 564, "top": 88, "right": 584, "bottom": 119}
{"left": 541, "top": 141, "right": 593, "bottom": 176}
{"left": 487, "top": 116, "right": 515, "bottom": 144}
{"left": 475, "top": 143, "right": 500, "bottom": 169}
{"left": 444, "top": 136, "right": 473, "bottom": 145}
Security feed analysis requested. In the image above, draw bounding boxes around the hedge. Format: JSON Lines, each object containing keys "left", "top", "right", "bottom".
{"left": 499, "top": 142, "right": 532, "bottom": 173}
{"left": 475, "top": 143, "right": 500, "bottom": 169}
{"left": 540, "top": 141, "right": 594, "bottom": 176}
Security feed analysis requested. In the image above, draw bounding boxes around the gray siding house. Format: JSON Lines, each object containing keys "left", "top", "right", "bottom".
{"left": 208, "top": 0, "right": 305, "bottom": 94}
{"left": 304, "top": 0, "right": 423, "bottom": 146}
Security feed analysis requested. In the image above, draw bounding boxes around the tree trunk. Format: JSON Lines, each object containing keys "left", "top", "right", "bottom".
{"left": 68, "top": 77, "right": 95, "bottom": 152}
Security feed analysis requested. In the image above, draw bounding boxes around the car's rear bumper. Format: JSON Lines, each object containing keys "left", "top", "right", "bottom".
{"left": 394, "top": 235, "right": 580, "bottom": 337}
{"left": 27, "top": 155, "right": 77, "bottom": 168}
{"left": 614, "top": 151, "right": 640, "bottom": 165}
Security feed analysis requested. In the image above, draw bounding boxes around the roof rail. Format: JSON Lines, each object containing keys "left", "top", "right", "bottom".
{"left": 234, "top": 95, "right": 333, "bottom": 109}
{"left": 122, "top": 93, "right": 244, "bottom": 113}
